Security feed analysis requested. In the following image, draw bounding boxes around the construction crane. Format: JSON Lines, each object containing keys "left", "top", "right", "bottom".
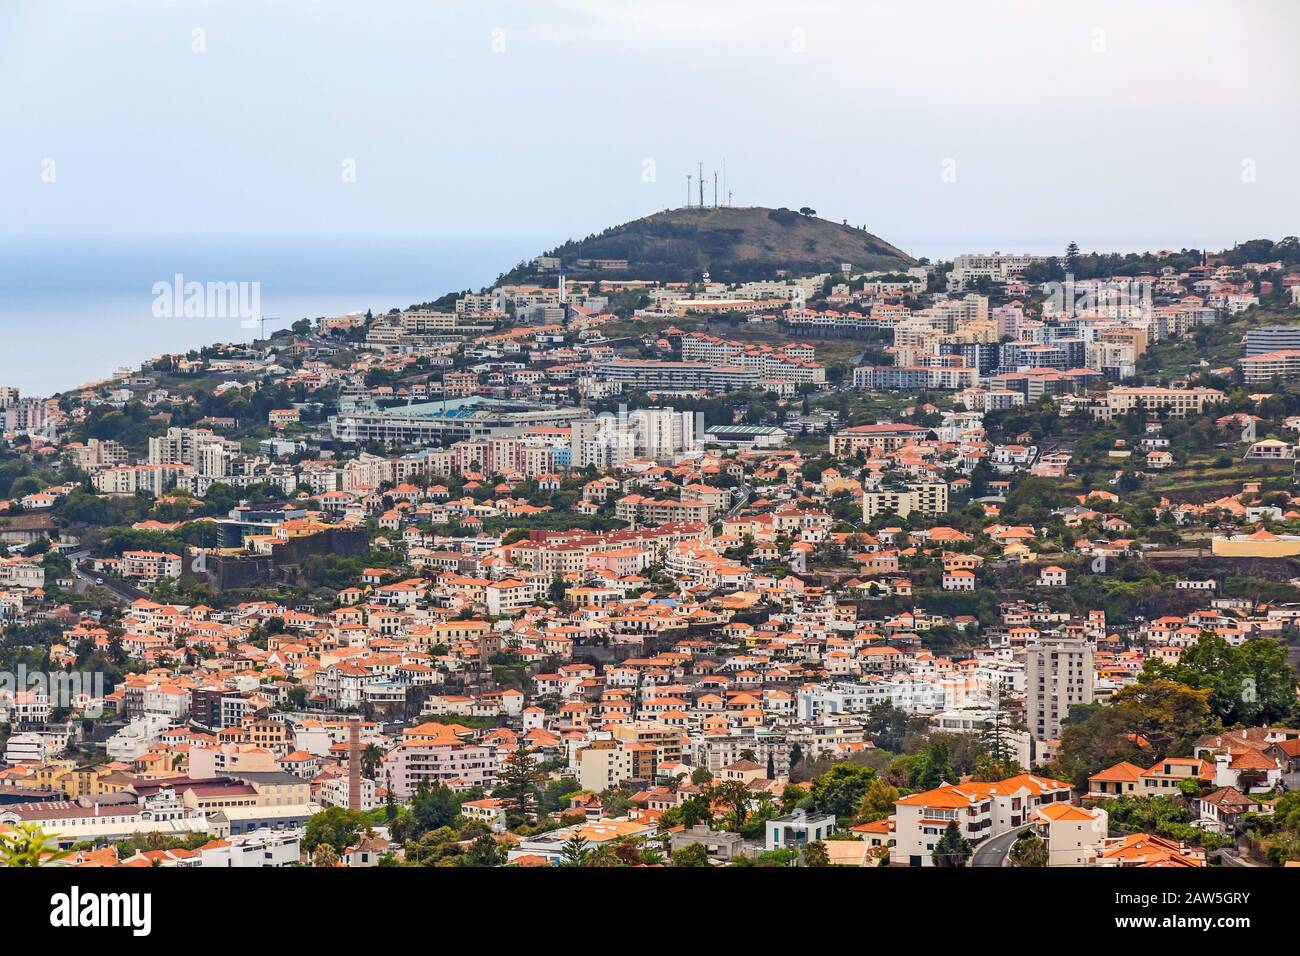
{"left": 244, "top": 314, "right": 279, "bottom": 341}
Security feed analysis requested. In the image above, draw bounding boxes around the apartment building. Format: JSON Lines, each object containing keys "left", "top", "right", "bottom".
{"left": 862, "top": 482, "right": 949, "bottom": 520}
{"left": 92, "top": 463, "right": 193, "bottom": 496}
{"left": 576, "top": 739, "right": 634, "bottom": 792}
{"left": 829, "top": 423, "right": 932, "bottom": 455}
{"left": 120, "top": 550, "right": 183, "bottom": 582}
{"left": 592, "top": 358, "right": 761, "bottom": 391}
{"left": 1241, "top": 349, "right": 1300, "bottom": 384}
{"left": 947, "top": 253, "right": 1044, "bottom": 291}
{"left": 570, "top": 408, "right": 700, "bottom": 468}
{"left": 1030, "top": 802, "right": 1108, "bottom": 865}
{"left": 1022, "top": 639, "right": 1094, "bottom": 741}
{"left": 614, "top": 495, "right": 715, "bottom": 526}
{"left": 1246, "top": 324, "right": 1300, "bottom": 355}
{"left": 1092, "top": 386, "right": 1225, "bottom": 420}
{"left": 892, "top": 783, "right": 993, "bottom": 866}
{"left": 2, "top": 398, "right": 51, "bottom": 436}
{"left": 66, "top": 438, "right": 130, "bottom": 472}
{"left": 381, "top": 738, "right": 497, "bottom": 798}
{"left": 484, "top": 576, "right": 547, "bottom": 616}
{"left": 891, "top": 773, "right": 1073, "bottom": 866}
{"left": 854, "top": 364, "right": 979, "bottom": 392}
{"left": 148, "top": 427, "right": 239, "bottom": 467}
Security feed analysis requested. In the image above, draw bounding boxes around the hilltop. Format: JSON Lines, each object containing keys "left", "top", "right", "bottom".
{"left": 499, "top": 205, "right": 917, "bottom": 284}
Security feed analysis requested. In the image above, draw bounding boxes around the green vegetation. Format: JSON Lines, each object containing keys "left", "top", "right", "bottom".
{"left": 932, "top": 821, "right": 972, "bottom": 866}
{"left": 1009, "top": 831, "right": 1048, "bottom": 867}
{"left": 0, "top": 823, "right": 70, "bottom": 867}
{"left": 1103, "top": 795, "right": 1231, "bottom": 850}
{"left": 302, "top": 806, "right": 372, "bottom": 853}
{"left": 1056, "top": 679, "right": 1215, "bottom": 791}
{"left": 1141, "top": 633, "right": 1298, "bottom": 726}
{"left": 500, "top": 206, "right": 914, "bottom": 284}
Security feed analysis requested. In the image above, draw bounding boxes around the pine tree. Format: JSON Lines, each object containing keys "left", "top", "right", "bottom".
{"left": 558, "top": 834, "right": 592, "bottom": 867}
{"left": 932, "top": 821, "right": 972, "bottom": 867}
{"left": 499, "top": 746, "right": 542, "bottom": 820}
{"left": 1065, "top": 240, "right": 1081, "bottom": 276}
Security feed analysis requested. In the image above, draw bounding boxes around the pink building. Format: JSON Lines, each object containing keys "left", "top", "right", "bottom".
{"left": 587, "top": 546, "right": 649, "bottom": 578}
{"left": 381, "top": 740, "right": 497, "bottom": 798}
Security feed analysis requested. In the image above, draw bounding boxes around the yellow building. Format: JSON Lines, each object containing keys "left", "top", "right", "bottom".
{"left": 1212, "top": 530, "right": 1300, "bottom": 558}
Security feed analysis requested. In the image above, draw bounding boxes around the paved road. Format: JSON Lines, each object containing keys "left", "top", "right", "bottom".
{"left": 971, "top": 824, "right": 1031, "bottom": 867}
{"left": 72, "top": 561, "right": 141, "bottom": 604}
{"left": 723, "top": 483, "right": 752, "bottom": 520}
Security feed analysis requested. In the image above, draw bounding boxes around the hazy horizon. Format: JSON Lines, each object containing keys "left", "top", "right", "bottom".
{"left": 3, "top": 0, "right": 1297, "bottom": 249}
{"left": 5, "top": 0, "right": 1298, "bottom": 395}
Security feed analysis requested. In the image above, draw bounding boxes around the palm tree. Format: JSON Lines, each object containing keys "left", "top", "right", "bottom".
{"left": 0, "top": 823, "right": 72, "bottom": 867}
{"left": 312, "top": 844, "right": 341, "bottom": 868}
{"left": 360, "top": 744, "right": 384, "bottom": 779}
{"left": 584, "top": 844, "right": 620, "bottom": 867}
{"left": 803, "top": 840, "right": 830, "bottom": 867}
{"left": 639, "top": 844, "right": 665, "bottom": 866}
{"left": 1009, "top": 831, "right": 1048, "bottom": 867}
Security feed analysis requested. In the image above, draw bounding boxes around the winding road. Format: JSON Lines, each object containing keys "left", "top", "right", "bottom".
{"left": 72, "top": 559, "right": 144, "bottom": 604}
{"left": 970, "top": 824, "right": 1031, "bottom": 867}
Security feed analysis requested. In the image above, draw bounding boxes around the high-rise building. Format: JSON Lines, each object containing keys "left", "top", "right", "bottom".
{"left": 347, "top": 715, "right": 362, "bottom": 813}
{"left": 1246, "top": 325, "right": 1300, "bottom": 356}
{"left": 1022, "top": 639, "right": 1094, "bottom": 742}
{"left": 569, "top": 408, "right": 699, "bottom": 468}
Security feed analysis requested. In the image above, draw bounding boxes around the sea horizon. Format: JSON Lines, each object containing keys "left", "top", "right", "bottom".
{"left": 0, "top": 230, "right": 1249, "bottom": 398}
{"left": 0, "top": 235, "right": 545, "bottom": 397}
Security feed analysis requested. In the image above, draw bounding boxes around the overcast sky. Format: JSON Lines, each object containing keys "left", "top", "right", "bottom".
{"left": 2, "top": 0, "right": 1297, "bottom": 254}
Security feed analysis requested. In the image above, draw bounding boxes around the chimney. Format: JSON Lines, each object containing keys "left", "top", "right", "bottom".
{"left": 347, "top": 715, "right": 362, "bottom": 812}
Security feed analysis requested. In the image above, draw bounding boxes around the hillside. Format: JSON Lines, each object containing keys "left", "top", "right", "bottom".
{"left": 501, "top": 206, "right": 916, "bottom": 284}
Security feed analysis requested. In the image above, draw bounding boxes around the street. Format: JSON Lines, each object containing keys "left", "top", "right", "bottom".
{"left": 970, "top": 825, "right": 1031, "bottom": 867}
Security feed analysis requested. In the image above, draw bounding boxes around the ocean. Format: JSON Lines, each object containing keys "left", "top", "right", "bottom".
{"left": 0, "top": 235, "right": 544, "bottom": 397}
{"left": 1, "top": 232, "right": 1227, "bottom": 398}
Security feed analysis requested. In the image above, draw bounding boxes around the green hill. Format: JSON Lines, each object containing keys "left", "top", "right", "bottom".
{"left": 501, "top": 206, "right": 916, "bottom": 284}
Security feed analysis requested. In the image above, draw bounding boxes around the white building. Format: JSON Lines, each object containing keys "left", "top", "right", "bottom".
{"left": 569, "top": 408, "right": 700, "bottom": 468}
{"left": 1021, "top": 639, "right": 1094, "bottom": 742}
{"left": 1029, "top": 802, "right": 1108, "bottom": 866}
{"left": 106, "top": 713, "right": 177, "bottom": 761}
{"left": 199, "top": 828, "right": 302, "bottom": 867}
{"left": 891, "top": 773, "right": 1073, "bottom": 867}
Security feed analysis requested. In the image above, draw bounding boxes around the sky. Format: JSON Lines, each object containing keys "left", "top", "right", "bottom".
{"left": 2, "top": 0, "right": 1298, "bottom": 257}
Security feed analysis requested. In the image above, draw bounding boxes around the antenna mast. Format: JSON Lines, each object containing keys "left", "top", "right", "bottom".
{"left": 713, "top": 170, "right": 718, "bottom": 207}
{"left": 686, "top": 174, "right": 692, "bottom": 208}
{"left": 697, "top": 161, "right": 704, "bottom": 208}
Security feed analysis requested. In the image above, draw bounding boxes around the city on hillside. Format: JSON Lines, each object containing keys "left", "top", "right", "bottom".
{"left": 5, "top": 7, "right": 1300, "bottom": 930}
{"left": 4, "top": 231, "right": 1300, "bottom": 871}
